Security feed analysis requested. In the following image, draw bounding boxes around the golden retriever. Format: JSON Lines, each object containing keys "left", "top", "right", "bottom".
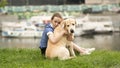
{"left": 45, "top": 18, "right": 76, "bottom": 60}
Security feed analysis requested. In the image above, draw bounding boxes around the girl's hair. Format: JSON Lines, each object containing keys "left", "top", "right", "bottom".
{"left": 51, "top": 13, "right": 62, "bottom": 20}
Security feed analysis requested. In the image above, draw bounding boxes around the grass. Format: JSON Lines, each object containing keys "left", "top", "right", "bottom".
{"left": 0, "top": 48, "right": 120, "bottom": 68}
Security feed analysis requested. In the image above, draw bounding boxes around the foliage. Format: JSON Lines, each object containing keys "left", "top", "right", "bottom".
{"left": 0, "top": 0, "right": 8, "bottom": 8}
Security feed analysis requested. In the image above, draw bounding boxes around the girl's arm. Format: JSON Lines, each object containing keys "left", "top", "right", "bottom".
{"left": 48, "top": 29, "right": 66, "bottom": 44}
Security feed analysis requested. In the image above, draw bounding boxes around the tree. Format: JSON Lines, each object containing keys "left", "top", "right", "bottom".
{"left": 0, "top": 0, "right": 8, "bottom": 8}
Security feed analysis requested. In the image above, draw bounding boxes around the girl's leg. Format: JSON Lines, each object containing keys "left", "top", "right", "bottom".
{"left": 72, "top": 42, "right": 95, "bottom": 55}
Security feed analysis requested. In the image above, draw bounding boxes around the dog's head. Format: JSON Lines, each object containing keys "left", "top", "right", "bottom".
{"left": 61, "top": 18, "right": 76, "bottom": 34}
{"left": 59, "top": 18, "right": 76, "bottom": 41}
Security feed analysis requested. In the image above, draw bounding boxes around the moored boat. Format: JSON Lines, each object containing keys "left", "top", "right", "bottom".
{"left": 1, "top": 21, "right": 44, "bottom": 38}
{"left": 75, "top": 15, "right": 113, "bottom": 36}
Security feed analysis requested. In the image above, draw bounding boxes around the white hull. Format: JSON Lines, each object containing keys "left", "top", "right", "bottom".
{"left": 2, "top": 30, "right": 43, "bottom": 38}
{"left": 74, "top": 28, "right": 95, "bottom": 36}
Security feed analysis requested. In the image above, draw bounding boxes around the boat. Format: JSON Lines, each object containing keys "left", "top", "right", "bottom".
{"left": 89, "top": 16, "right": 113, "bottom": 34}
{"left": 29, "top": 15, "right": 51, "bottom": 24}
{"left": 75, "top": 15, "right": 96, "bottom": 36}
{"left": 1, "top": 21, "right": 44, "bottom": 38}
{"left": 75, "top": 15, "right": 113, "bottom": 36}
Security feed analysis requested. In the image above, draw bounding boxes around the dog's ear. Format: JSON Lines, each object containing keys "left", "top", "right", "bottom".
{"left": 72, "top": 19, "right": 76, "bottom": 25}
{"left": 60, "top": 20, "right": 66, "bottom": 29}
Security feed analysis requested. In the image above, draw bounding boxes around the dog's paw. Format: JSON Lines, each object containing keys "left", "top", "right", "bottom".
{"left": 70, "top": 56, "right": 75, "bottom": 59}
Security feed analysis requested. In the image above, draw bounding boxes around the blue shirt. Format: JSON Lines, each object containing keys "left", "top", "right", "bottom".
{"left": 39, "top": 23, "right": 54, "bottom": 48}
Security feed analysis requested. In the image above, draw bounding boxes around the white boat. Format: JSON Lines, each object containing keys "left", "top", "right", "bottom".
{"left": 29, "top": 15, "right": 51, "bottom": 24}
{"left": 75, "top": 15, "right": 113, "bottom": 36}
{"left": 1, "top": 21, "right": 44, "bottom": 38}
{"left": 75, "top": 15, "right": 95, "bottom": 36}
{"left": 89, "top": 16, "right": 113, "bottom": 34}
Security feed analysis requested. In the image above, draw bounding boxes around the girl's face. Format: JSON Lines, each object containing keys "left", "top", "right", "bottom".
{"left": 51, "top": 17, "right": 62, "bottom": 28}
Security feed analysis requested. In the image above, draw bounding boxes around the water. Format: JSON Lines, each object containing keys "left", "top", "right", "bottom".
{"left": 74, "top": 33, "right": 120, "bottom": 51}
{"left": 0, "top": 33, "right": 120, "bottom": 51}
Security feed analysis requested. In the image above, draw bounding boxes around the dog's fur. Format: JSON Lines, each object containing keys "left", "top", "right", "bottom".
{"left": 45, "top": 18, "right": 76, "bottom": 60}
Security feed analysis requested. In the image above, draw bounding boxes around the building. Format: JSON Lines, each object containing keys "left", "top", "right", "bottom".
{"left": 6, "top": 0, "right": 84, "bottom": 6}
{"left": 3, "top": 0, "right": 120, "bottom": 6}
{"left": 85, "top": 0, "right": 120, "bottom": 4}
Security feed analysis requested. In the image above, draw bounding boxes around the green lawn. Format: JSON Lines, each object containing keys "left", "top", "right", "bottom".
{"left": 0, "top": 48, "right": 120, "bottom": 68}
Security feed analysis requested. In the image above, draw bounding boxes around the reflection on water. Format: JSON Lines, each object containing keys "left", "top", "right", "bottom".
{"left": 74, "top": 33, "right": 120, "bottom": 51}
{"left": 0, "top": 33, "right": 120, "bottom": 51}
{"left": 0, "top": 37, "right": 40, "bottom": 49}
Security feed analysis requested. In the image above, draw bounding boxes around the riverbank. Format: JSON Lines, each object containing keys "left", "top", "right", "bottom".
{"left": 0, "top": 48, "right": 120, "bottom": 68}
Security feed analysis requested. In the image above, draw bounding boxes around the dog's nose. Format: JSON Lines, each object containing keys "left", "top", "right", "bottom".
{"left": 70, "top": 29, "right": 74, "bottom": 33}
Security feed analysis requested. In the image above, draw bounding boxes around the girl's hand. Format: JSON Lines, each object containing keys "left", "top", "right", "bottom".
{"left": 61, "top": 28, "right": 67, "bottom": 35}
{"left": 64, "top": 30, "right": 68, "bottom": 34}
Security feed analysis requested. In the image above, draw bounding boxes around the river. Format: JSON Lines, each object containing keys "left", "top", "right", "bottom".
{"left": 0, "top": 33, "right": 120, "bottom": 51}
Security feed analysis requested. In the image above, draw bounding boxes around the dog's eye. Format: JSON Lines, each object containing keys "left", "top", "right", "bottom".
{"left": 67, "top": 25, "right": 69, "bottom": 27}
{"left": 72, "top": 24, "right": 74, "bottom": 25}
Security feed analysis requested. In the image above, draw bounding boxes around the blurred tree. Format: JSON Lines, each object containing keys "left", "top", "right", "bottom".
{"left": 0, "top": 0, "right": 8, "bottom": 7}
